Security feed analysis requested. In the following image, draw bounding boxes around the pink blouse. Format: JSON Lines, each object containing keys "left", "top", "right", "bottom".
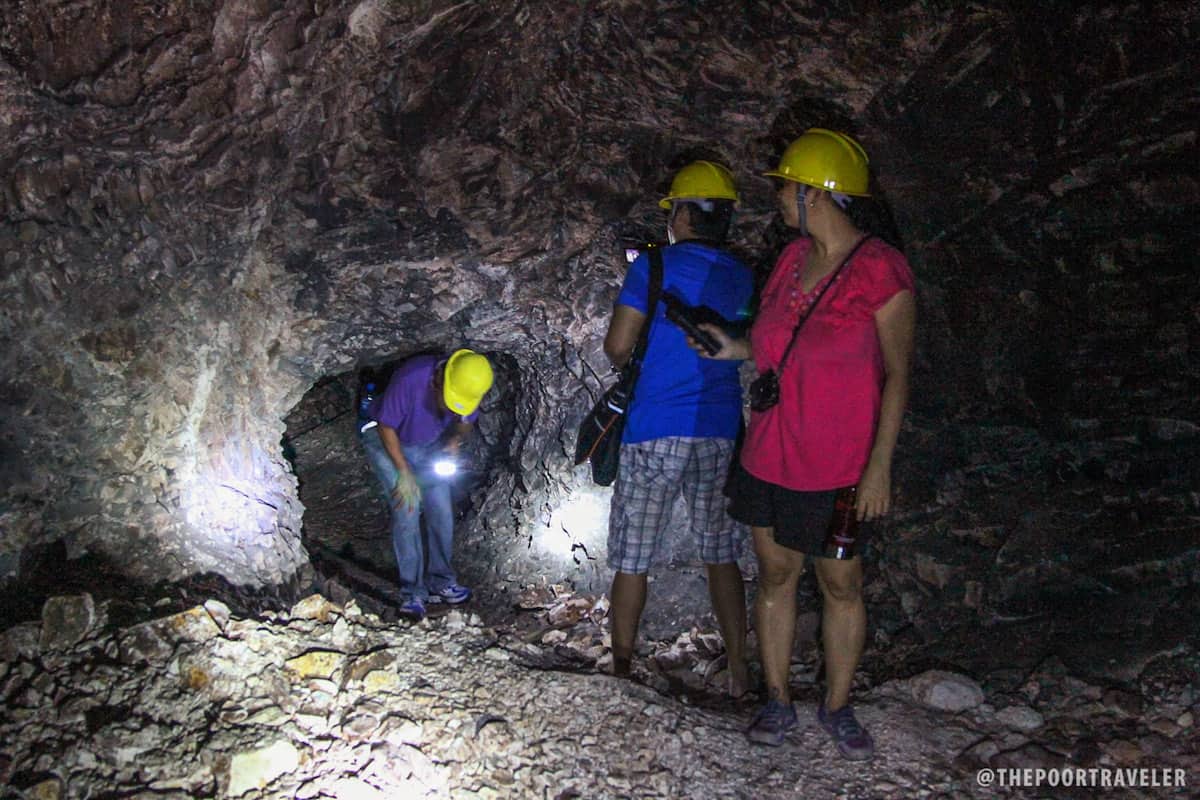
{"left": 740, "top": 236, "right": 915, "bottom": 491}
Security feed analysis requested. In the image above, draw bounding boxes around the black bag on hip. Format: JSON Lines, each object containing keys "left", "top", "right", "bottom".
{"left": 573, "top": 247, "right": 664, "bottom": 485}
{"left": 573, "top": 374, "right": 633, "bottom": 486}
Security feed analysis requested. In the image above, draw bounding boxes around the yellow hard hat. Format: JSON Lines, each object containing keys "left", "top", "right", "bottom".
{"left": 658, "top": 160, "right": 739, "bottom": 210}
{"left": 443, "top": 349, "right": 494, "bottom": 415}
{"left": 764, "top": 128, "right": 871, "bottom": 197}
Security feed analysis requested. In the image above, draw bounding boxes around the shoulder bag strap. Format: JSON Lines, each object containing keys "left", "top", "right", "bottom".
{"left": 776, "top": 235, "right": 871, "bottom": 371}
{"left": 622, "top": 246, "right": 664, "bottom": 392}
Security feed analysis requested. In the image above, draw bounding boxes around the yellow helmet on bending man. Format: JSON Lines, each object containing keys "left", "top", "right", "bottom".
{"left": 443, "top": 349, "right": 494, "bottom": 416}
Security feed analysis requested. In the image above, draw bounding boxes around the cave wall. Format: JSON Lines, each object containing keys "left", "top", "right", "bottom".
{"left": 1, "top": 2, "right": 1196, "bottom": 600}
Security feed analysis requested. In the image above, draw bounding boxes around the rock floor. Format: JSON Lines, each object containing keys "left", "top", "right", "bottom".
{"left": 2, "top": 590, "right": 1196, "bottom": 799}
{"left": 4, "top": 392, "right": 1196, "bottom": 798}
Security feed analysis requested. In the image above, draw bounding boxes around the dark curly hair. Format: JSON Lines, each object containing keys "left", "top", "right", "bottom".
{"left": 839, "top": 180, "right": 905, "bottom": 252}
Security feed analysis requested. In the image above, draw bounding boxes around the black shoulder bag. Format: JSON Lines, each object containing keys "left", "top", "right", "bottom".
{"left": 574, "top": 248, "right": 664, "bottom": 486}
{"left": 748, "top": 236, "right": 871, "bottom": 412}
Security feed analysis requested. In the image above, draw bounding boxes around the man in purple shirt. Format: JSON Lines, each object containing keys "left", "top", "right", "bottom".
{"left": 359, "top": 349, "right": 494, "bottom": 620}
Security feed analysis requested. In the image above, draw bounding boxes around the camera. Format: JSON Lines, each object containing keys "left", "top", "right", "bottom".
{"left": 748, "top": 370, "right": 781, "bottom": 412}
{"left": 662, "top": 293, "right": 722, "bottom": 355}
{"left": 622, "top": 241, "right": 659, "bottom": 264}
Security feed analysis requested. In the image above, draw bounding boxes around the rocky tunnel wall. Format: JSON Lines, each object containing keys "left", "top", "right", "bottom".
{"left": 1, "top": 2, "right": 1196, "bottom": 627}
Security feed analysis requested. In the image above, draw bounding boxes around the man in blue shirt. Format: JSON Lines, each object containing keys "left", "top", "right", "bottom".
{"left": 603, "top": 161, "right": 754, "bottom": 694}
{"left": 359, "top": 349, "right": 494, "bottom": 620}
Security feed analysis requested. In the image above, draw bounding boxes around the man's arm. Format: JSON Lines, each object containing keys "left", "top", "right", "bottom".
{"left": 377, "top": 424, "right": 410, "bottom": 472}
{"left": 603, "top": 305, "right": 647, "bottom": 370}
{"left": 377, "top": 423, "right": 419, "bottom": 511}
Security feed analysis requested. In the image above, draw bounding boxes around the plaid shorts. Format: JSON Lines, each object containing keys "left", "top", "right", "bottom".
{"left": 607, "top": 436, "right": 743, "bottom": 574}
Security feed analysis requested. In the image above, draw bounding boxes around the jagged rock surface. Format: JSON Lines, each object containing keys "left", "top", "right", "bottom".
{"left": 2, "top": 592, "right": 1196, "bottom": 799}
{"left": 1, "top": 0, "right": 1197, "bottom": 733}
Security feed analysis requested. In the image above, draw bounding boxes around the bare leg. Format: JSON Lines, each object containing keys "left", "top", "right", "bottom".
{"left": 751, "top": 527, "right": 806, "bottom": 703}
{"left": 814, "top": 557, "right": 865, "bottom": 710}
{"left": 705, "top": 561, "right": 748, "bottom": 696}
{"left": 609, "top": 571, "right": 648, "bottom": 676}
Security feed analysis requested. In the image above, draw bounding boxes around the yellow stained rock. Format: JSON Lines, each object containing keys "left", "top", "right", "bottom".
{"left": 346, "top": 650, "right": 398, "bottom": 683}
{"left": 166, "top": 606, "right": 222, "bottom": 641}
{"left": 284, "top": 650, "right": 345, "bottom": 680}
{"left": 362, "top": 669, "right": 402, "bottom": 692}
{"left": 29, "top": 779, "right": 62, "bottom": 800}
{"left": 290, "top": 594, "right": 340, "bottom": 622}
{"left": 182, "top": 665, "right": 211, "bottom": 690}
{"left": 226, "top": 740, "right": 300, "bottom": 796}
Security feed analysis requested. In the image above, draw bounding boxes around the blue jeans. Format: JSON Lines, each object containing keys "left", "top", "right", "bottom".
{"left": 359, "top": 428, "right": 456, "bottom": 601}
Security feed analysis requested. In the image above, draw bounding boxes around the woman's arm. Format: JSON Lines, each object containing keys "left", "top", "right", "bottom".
{"left": 856, "top": 289, "right": 916, "bottom": 521}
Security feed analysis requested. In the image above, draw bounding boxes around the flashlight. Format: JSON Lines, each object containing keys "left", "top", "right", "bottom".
{"left": 432, "top": 459, "right": 457, "bottom": 478}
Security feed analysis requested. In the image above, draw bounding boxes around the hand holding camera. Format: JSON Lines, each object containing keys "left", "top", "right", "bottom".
{"left": 663, "top": 293, "right": 723, "bottom": 355}
{"left": 662, "top": 292, "right": 752, "bottom": 361}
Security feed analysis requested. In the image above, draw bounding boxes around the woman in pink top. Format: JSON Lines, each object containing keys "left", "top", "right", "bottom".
{"left": 696, "top": 129, "right": 916, "bottom": 758}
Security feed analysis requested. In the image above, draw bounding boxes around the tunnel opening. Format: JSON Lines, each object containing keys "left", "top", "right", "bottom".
{"left": 282, "top": 349, "right": 523, "bottom": 621}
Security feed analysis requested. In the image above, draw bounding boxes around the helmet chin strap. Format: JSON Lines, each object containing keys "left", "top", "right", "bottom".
{"left": 796, "top": 189, "right": 810, "bottom": 236}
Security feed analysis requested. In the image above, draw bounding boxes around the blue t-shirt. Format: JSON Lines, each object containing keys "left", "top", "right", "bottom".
{"left": 616, "top": 241, "right": 753, "bottom": 442}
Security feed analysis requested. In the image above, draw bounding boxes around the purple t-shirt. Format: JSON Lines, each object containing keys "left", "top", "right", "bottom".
{"left": 370, "top": 355, "right": 478, "bottom": 446}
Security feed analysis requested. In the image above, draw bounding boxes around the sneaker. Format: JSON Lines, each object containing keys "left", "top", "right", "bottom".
{"left": 745, "top": 699, "right": 798, "bottom": 746}
{"left": 818, "top": 701, "right": 875, "bottom": 761}
{"left": 428, "top": 582, "right": 471, "bottom": 605}
{"left": 398, "top": 596, "right": 426, "bottom": 621}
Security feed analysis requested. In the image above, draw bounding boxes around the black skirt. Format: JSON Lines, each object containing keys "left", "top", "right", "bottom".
{"left": 726, "top": 464, "right": 872, "bottom": 556}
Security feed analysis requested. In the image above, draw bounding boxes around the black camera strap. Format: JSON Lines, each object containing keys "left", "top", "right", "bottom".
{"left": 775, "top": 235, "right": 871, "bottom": 371}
